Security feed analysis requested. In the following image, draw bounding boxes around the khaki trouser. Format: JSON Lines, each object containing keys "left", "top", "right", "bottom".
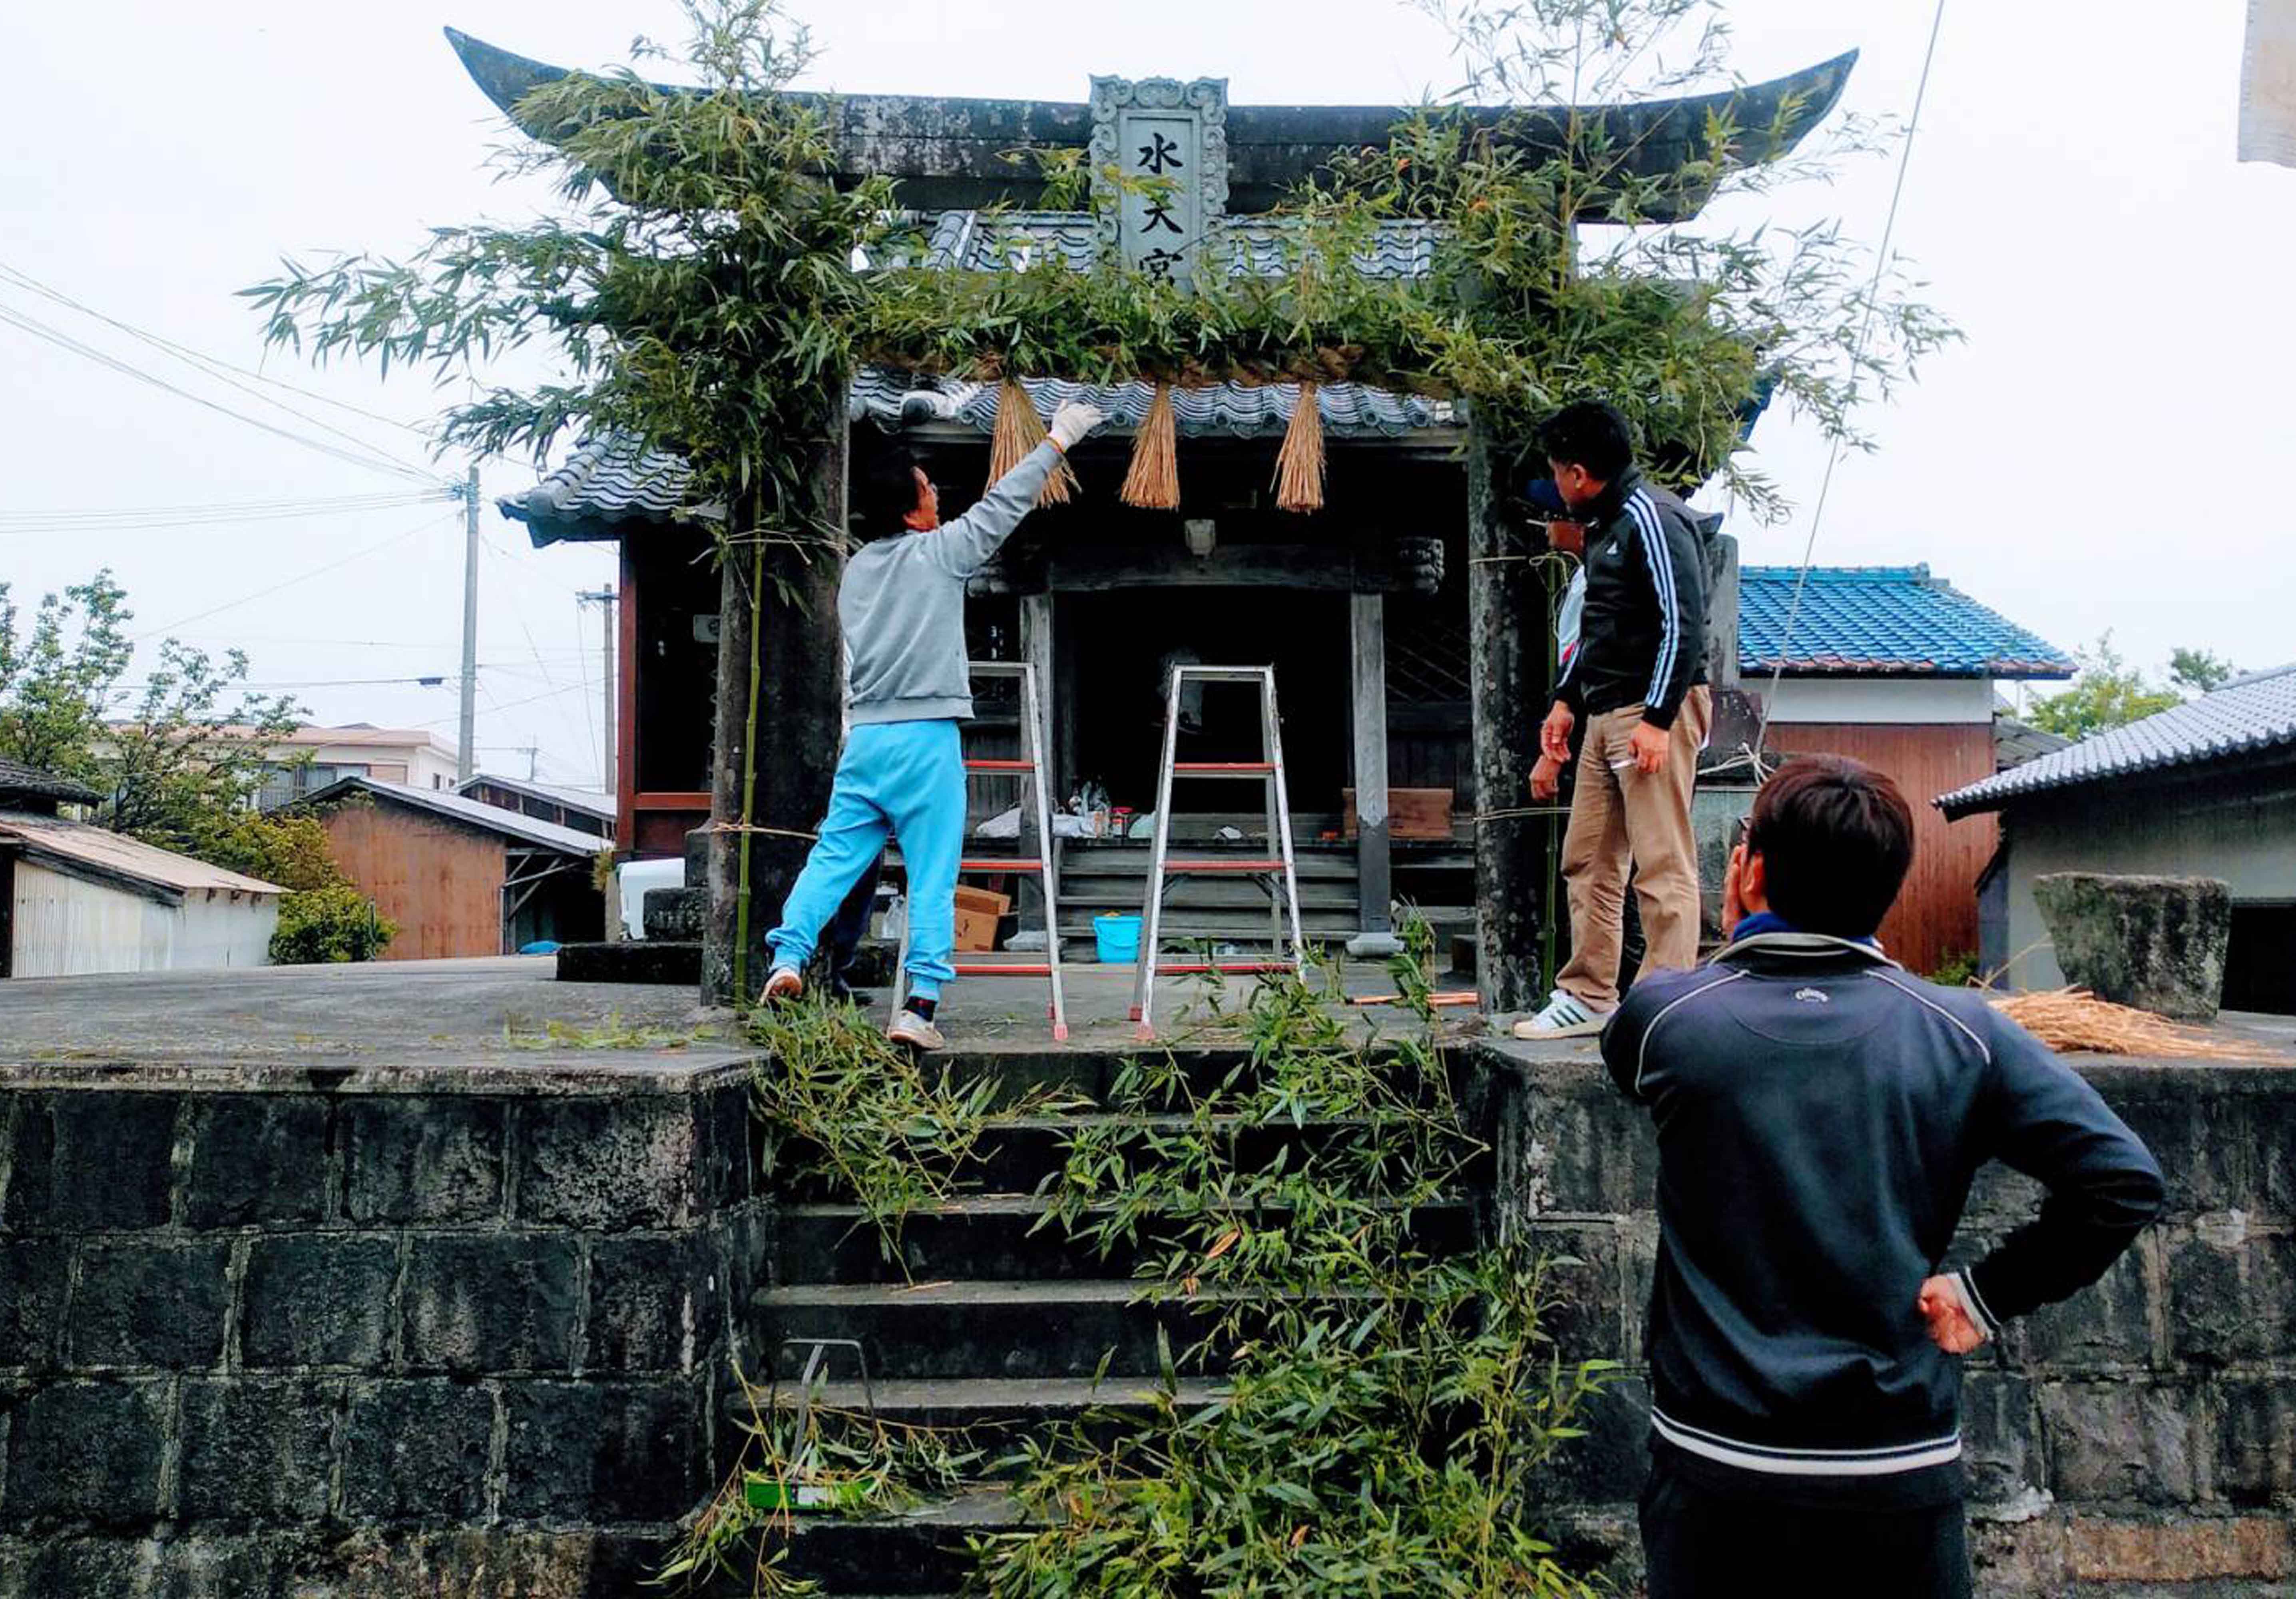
{"left": 1555, "top": 686, "right": 1712, "bottom": 1011}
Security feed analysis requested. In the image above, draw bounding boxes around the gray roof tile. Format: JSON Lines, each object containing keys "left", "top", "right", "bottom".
{"left": 1938, "top": 664, "right": 2296, "bottom": 815}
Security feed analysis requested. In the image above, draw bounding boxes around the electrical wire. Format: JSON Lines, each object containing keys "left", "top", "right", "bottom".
{"left": 0, "top": 299, "right": 443, "bottom": 487}
{"left": 0, "top": 490, "right": 455, "bottom": 536}
{"left": 1754, "top": 0, "right": 1949, "bottom": 751}
{"left": 0, "top": 259, "right": 443, "bottom": 467}
{"left": 131, "top": 510, "right": 461, "bottom": 640}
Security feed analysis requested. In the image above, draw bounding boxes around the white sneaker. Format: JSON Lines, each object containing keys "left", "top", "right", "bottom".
{"left": 886, "top": 1007, "right": 946, "bottom": 1051}
{"left": 1512, "top": 990, "right": 1613, "bottom": 1040}
{"left": 763, "top": 967, "right": 803, "bottom": 1003}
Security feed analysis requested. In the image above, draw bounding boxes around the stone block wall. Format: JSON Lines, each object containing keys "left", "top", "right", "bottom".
{"left": 1474, "top": 1047, "right": 2296, "bottom": 1596}
{"left": 0, "top": 1056, "right": 766, "bottom": 1598}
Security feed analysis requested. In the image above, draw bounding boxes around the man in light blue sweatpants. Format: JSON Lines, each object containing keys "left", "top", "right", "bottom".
{"left": 763, "top": 396, "right": 1104, "bottom": 1049}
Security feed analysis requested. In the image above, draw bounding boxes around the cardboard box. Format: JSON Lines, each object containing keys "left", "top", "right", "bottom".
{"left": 953, "top": 885, "right": 1012, "bottom": 952}
{"left": 1342, "top": 788, "right": 1455, "bottom": 841}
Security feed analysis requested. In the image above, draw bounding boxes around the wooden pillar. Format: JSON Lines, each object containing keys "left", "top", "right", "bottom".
{"left": 1348, "top": 591, "right": 1397, "bottom": 952}
{"left": 703, "top": 395, "right": 848, "bottom": 1007}
{"left": 1466, "top": 414, "right": 1548, "bottom": 1013}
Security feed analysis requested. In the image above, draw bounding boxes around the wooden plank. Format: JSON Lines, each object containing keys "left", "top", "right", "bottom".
{"left": 1342, "top": 788, "right": 1453, "bottom": 841}
{"left": 1350, "top": 593, "right": 1392, "bottom": 936}
{"left": 1765, "top": 721, "right": 1999, "bottom": 977}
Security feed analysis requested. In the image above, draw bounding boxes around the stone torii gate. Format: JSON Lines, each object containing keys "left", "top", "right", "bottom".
{"left": 448, "top": 28, "right": 1853, "bottom": 1011}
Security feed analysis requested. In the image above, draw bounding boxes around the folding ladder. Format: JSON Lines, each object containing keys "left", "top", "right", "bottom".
{"left": 893, "top": 660, "right": 1069, "bottom": 1041}
{"left": 1129, "top": 665, "right": 1306, "bottom": 1041}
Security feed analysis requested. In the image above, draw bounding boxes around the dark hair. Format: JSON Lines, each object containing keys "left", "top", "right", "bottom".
{"left": 853, "top": 445, "right": 926, "bottom": 538}
{"left": 1533, "top": 399, "right": 1637, "bottom": 482}
{"left": 1746, "top": 754, "right": 1915, "bottom": 939}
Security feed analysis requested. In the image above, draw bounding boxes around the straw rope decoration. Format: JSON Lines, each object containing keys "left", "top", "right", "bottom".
{"left": 986, "top": 378, "right": 1077, "bottom": 506}
{"left": 1119, "top": 383, "right": 1181, "bottom": 510}
{"left": 1988, "top": 989, "right": 2280, "bottom": 1062}
{"left": 1273, "top": 381, "right": 1326, "bottom": 513}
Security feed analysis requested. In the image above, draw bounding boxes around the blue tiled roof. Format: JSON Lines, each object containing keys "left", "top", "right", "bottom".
{"left": 1938, "top": 664, "right": 2296, "bottom": 816}
{"left": 1739, "top": 566, "right": 2075, "bottom": 680}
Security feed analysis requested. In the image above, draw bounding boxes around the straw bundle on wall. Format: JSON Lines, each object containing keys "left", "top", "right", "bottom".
{"left": 1272, "top": 381, "right": 1326, "bottom": 513}
{"left": 986, "top": 379, "right": 1077, "bottom": 506}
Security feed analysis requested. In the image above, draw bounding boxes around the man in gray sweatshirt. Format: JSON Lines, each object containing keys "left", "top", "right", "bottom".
{"left": 763, "top": 397, "right": 1104, "bottom": 1048}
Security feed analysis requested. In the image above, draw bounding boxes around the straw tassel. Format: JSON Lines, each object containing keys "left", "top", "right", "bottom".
{"left": 986, "top": 378, "right": 1077, "bottom": 507}
{"left": 1119, "top": 383, "right": 1181, "bottom": 510}
{"left": 1273, "top": 381, "right": 1325, "bottom": 513}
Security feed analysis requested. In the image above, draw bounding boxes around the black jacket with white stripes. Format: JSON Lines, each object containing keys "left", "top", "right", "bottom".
{"left": 1552, "top": 466, "right": 1708, "bottom": 732}
{"left": 1602, "top": 931, "right": 2164, "bottom": 1505}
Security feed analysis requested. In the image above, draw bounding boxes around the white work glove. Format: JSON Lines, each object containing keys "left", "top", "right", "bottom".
{"left": 1047, "top": 398, "right": 1106, "bottom": 452}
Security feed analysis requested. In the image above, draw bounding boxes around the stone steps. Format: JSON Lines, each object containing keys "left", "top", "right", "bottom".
{"left": 778, "top": 1193, "right": 1474, "bottom": 1283}
{"left": 742, "top": 1040, "right": 1480, "bottom": 1594}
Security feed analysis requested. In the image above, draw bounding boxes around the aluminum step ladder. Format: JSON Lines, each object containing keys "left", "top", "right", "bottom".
{"left": 894, "top": 660, "right": 1069, "bottom": 1041}
{"left": 1129, "top": 664, "right": 1306, "bottom": 1041}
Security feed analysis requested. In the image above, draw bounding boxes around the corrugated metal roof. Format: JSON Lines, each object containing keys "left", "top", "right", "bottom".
{"left": 301, "top": 777, "right": 608, "bottom": 856}
{"left": 0, "top": 813, "right": 283, "bottom": 900}
{"left": 1739, "top": 566, "right": 2076, "bottom": 679}
{"left": 1938, "top": 663, "right": 2296, "bottom": 816}
{"left": 458, "top": 774, "right": 615, "bottom": 823}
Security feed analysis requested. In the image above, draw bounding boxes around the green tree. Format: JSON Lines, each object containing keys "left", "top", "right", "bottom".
{"left": 0, "top": 572, "right": 133, "bottom": 784}
{"left": 0, "top": 572, "right": 302, "bottom": 839}
{"left": 2027, "top": 634, "right": 2182, "bottom": 740}
{"left": 2169, "top": 646, "right": 2238, "bottom": 696}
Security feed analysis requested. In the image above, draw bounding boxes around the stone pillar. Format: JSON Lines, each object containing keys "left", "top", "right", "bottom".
{"left": 703, "top": 398, "right": 848, "bottom": 1007}
{"left": 1466, "top": 415, "right": 1549, "bottom": 1013}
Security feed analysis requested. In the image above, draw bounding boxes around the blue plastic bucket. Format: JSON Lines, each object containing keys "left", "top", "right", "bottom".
{"left": 1095, "top": 914, "right": 1143, "bottom": 965}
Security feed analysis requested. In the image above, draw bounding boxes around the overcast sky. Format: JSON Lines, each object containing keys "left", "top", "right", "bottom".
{"left": 6, "top": 0, "right": 2290, "bottom": 795}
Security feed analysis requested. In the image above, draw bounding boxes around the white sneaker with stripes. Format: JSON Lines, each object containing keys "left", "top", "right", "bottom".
{"left": 1512, "top": 989, "right": 1614, "bottom": 1040}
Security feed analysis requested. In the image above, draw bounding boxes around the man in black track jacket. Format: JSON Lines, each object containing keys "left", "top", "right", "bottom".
{"left": 1518, "top": 399, "right": 1714, "bottom": 1039}
{"left": 1602, "top": 754, "right": 2164, "bottom": 1597}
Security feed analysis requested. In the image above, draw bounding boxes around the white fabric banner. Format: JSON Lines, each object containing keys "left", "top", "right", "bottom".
{"left": 2241, "top": 0, "right": 2296, "bottom": 166}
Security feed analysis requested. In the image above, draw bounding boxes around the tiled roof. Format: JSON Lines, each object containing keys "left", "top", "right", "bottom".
{"left": 1739, "top": 566, "right": 2075, "bottom": 679}
{"left": 497, "top": 435, "right": 707, "bottom": 544}
{"left": 503, "top": 376, "right": 1453, "bottom": 543}
{"left": 909, "top": 211, "right": 1441, "bottom": 280}
{"left": 846, "top": 370, "right": 1451, "bottom": 441}
{"left": 299, "top": 777, "right": 608, "bottom": 857}
{"left": 1939, "top": 664, "right": 2296, "bottom": 816}
{"left": 0, "top": 758, "right": 100, "bottom": 807}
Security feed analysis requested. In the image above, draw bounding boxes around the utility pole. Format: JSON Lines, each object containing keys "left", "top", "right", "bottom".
{"left": 458, "top": 464, "right": 480, "bottom": 784}
{"left": 526, "top": 743, "right": 540, "bottom": 783}
{"left": 577, "top": 587, "right": 617, "bottom": 797}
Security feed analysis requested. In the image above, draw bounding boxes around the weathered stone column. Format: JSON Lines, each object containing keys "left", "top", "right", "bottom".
{"left": 703, "top": 396, "right": 849, "bottom": 1007}
{"left": 1346, "top": 591, "right": 1400, "bottom": 957}
{"left": 1466, "top": 413, "right": 1548, "bottom": 1013}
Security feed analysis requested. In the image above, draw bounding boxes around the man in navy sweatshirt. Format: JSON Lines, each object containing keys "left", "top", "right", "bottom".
{"left": 1603, "top": 754, "right": 2163, "bottom": 1597}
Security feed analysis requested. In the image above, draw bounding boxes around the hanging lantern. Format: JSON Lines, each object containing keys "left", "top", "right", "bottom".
{"left": 1119, "top": 383, "right": 1181, "bottom": 510}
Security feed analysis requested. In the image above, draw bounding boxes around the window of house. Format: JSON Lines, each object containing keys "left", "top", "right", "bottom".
{"left": 257, "top": 762, "right": 370, "bottom": 811}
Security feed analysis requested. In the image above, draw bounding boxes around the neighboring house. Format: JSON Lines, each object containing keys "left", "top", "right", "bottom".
{"left": 457, "top": 774, "right": 615, "bottom": 843}
{"left": 0, "top": 759, "right": 281, "bottom": 978}
{"left": 249, "top": 724, "right": 463, "bottom": 809}
{"left": 297, "top": 777, "right": 607, "bottom": 959}
{"left": 1739, "top": 565, "right": 2078, "bottom": 975}
{"left": 1938, "top": 664, "right": 2296, "bottom": 1013}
